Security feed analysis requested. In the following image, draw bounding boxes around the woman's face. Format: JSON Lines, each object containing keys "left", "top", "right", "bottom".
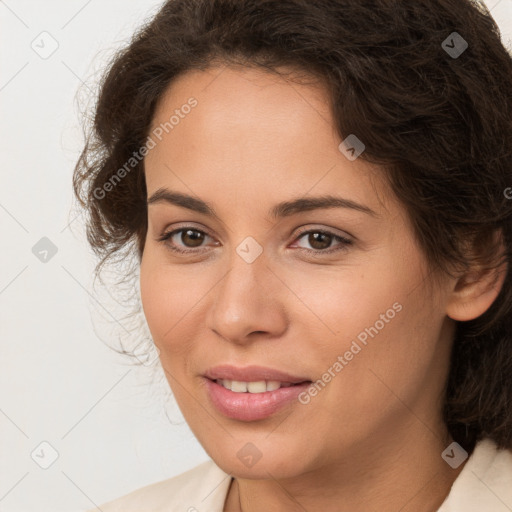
{"left": 140, "top": 65, "right": 457, "bottom": 478}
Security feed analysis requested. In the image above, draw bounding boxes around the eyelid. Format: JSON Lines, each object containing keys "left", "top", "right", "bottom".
{"left": 289, "top": 227, "right": 353, "bottom": 255}
{"left": 156, "top": 223, "right": 216, "bottom": 250}
{"left": 293, "top": 225, "right": 353, "bottom": 241}
{"left": 157, "top": 223, "right": 353, "bottom": 256}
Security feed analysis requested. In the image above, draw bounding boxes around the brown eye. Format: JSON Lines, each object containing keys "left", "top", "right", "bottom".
{"left": 158, "top": 227, "right": 214, "bottom": 254}
{"left": 179, "top": 229, "right": 205, "bottom": 248}
{"left": 306, "top": 232, "right": 333, "bottom": 250}
{"left": 293, "top": 229, "right": 353, "bottom": 255}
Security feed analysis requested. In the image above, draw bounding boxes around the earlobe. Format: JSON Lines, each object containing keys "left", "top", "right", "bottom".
{"left": 446, "top": 234, "right": 508, "bottom": 322}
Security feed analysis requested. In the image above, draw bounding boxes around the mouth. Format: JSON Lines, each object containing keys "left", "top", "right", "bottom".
{"left": 209, "top": 378, "right": 312, "bottom": 393}
{"left": 202, "top": 365, "right": 313, "bottom": 421}
{"left": 203, "top": 364, "right": 312, "bottom": 387}
{"left": 204, "top": 377, "right": 313, "bottom": 421}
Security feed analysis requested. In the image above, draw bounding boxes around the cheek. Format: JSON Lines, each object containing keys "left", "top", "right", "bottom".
{"left": 323, "top": 287, "right": 446, "bottom": 429}
{"left": 276, "top": 261, "right": 403, "bottom": 354}
{"left": 140, "top": 256, "right": 165, "bottom": 338}
{"left": 139, "top": 252, "right": 213, "bottom": 354}
{"left": 289, "top": 252, "right": 440, "bottom": 395}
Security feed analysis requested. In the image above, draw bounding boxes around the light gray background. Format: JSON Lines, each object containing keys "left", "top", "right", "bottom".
{"left": 1, "top": 1, "right": 511, "bottom": 511}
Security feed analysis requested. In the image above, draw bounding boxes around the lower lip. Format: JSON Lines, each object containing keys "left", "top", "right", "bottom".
{"left": 204, "top": 378, "right": 311, "bottom": 421}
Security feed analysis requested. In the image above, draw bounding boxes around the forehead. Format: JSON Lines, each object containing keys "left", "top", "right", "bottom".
{"left": 151, "top": 64, "right": 329, "bottom": 124}
{"left": 145, "top": 65, "right": 394, "bottom": 219}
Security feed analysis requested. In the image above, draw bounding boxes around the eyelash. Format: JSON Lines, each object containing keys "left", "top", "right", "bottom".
{"left": 157, "top": 226, "right": 353, "bottom": 256}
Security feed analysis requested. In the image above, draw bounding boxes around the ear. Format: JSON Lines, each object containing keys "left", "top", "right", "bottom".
{"left": 446, "top": 230, "right": 508, "bottom": 322}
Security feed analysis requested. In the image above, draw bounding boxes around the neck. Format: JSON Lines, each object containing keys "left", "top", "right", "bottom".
{"left": 224, "top": 424, "right": 468, "bottom": 512}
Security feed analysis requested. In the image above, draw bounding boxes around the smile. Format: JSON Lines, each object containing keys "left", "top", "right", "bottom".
{"left": 215, "top": 379, "right": 306, "bottom": 393}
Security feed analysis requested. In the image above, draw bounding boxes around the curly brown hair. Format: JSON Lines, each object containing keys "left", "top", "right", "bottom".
{"left": 73, "top": 0, "right": 512, "bottom": 453}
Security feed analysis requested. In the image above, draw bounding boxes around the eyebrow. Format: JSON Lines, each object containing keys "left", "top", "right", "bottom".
{"left": 147, "top": 188, "right": 378, "bottom": 219}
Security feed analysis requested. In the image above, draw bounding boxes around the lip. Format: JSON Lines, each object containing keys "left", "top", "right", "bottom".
{"left": 204, "top": 378, "right": 311, "bottom": 421}
{"left": 203, "top": 364, "right": 311, "bottom": 384}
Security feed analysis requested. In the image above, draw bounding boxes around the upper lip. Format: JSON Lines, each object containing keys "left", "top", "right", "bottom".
{"left": 204, "top": 365, "right": 311, "bottom": 384}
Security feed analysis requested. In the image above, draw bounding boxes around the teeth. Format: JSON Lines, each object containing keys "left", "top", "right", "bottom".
{"left": 247, "top": 381, "right": 266, "bottom": 393}
{"left": 231, "top": 380, "right": 248, "bottom": 392}
{"left": 216, "top": 379, "right": 292, "bottom": 393}
{"left": 266, "top": 380, "right": 281, "bottom": 391}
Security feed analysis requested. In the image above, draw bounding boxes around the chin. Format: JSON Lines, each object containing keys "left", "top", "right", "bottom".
{"left": 205, "top": 440, "right": 307, "bottom": 480}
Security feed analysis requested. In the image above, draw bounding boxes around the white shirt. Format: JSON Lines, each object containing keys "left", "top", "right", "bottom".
{"left": 88, "top": 438, "right": 512, "bottom": 511}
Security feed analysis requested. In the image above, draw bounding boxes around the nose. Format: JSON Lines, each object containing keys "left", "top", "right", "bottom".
{"left": 205, "top": 249, "right": 288, "bottom": 345}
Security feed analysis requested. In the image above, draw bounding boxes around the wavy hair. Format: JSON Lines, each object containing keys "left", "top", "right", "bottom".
{"left": 73, "top": 0, "right": 512, "bottom": 452}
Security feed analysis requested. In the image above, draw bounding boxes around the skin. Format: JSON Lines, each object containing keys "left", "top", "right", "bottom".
{"left": 140, "top": 64, "right": 507, "bottom": 512}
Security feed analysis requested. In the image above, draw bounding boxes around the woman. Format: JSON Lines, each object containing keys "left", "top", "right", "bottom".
{"left": 75, "top": 0, "right": 512, "bottom": 510}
